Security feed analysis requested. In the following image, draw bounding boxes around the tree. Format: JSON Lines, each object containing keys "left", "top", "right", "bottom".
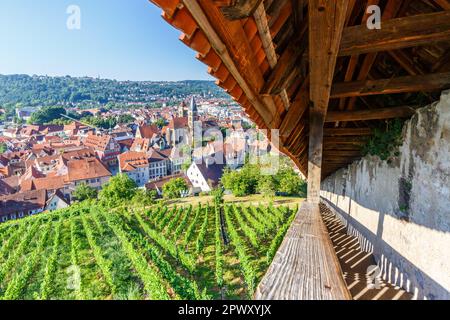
{"left": 73, "top": 183, "right": 98, "bottom": 202}
{"left": 154, "top": 118, "right": 166, "bottom": 129}
{"left": 257, "top": 175, "right": 277, "bottom": 198}
{"left": 221, "top": 165, "right": 259, "bottom": 197}
{"left": 131, "top": 189, "right": 157, "bottom": 207}
{"left": 162, "top": 178, "right": 188, "bottom": 199}
{"left": 28, "top": 106, "right": 66, "bottom": 124}
{"left": 99, "top": 174, "right": 137, "bottom": 206}
{"left": 181, "top": 158, "right": 192, "bottom": 172}
{"left": 277, "top": 168, "right": 307, "bottom": 197}
{"left": 0, "top": 143, "right": 7, "bottom": 153}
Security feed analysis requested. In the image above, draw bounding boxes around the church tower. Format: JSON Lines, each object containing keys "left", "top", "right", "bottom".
{"left": 188, "top": 96, "right": 198, "bottom": 147}
{"left": 188, "top": 96, "right": 197, "bottom": 129}
{"left": 178, "top": 101, "right": 187, "bottom": 118}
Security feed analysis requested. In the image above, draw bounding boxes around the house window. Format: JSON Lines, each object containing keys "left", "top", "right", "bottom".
{"left": 1, "top": 216, "right": 7, "bottom": 222}
{"left": 19, "top": 212, "right": 24, "bottom": 218}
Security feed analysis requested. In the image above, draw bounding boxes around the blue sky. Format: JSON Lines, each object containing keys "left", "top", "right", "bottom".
{"left": 0, "top": 0, "right": 211, "bottom": 81}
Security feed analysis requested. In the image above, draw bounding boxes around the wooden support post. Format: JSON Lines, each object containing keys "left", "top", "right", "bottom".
{"left": 307, "top": 0, "right": 348, "bottom": 204}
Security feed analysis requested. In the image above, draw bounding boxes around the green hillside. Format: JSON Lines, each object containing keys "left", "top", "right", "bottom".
{"left": 0, "top": 199, "right": 298, "bottom": 300}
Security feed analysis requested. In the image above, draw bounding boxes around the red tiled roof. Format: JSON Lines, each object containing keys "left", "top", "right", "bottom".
{"left": 168, "top": 117, "right": 189, "bottom": 129}
{"left": 148, "top": 148, "right": 169, "bottom": 163}
{"left": 83, "top": 133, "right": 112, "bottom": 152}
{"left": 118, "top": 151, "right": 149, "bottom": 172}
{"left": 137, "top": 124, "right": 159, "bottom": 139}
{"left": 21, "top": 176, "right": 65, "bottom": 192}
{"left": 131, "top": 138, "right": 151, "bottom": 153}
{"left": 66, "top": 158, "right": 111, "bottom": 182}
{"left": 0, "top": 189, "right": 47, "bottom": 216}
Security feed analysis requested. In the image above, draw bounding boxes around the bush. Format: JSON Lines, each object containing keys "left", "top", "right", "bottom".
{"left": 257, "top": 175, "right": 277, "bottom": 197}
{"left": 221, "top": 165, "right": 259, "bottom": 197}
{"left": 362, "top": 119, "right": 404, "bottom": 161}
{"left": 73, "top": 183, "right": 98, "bottom": 202}
{"left": 99, "top": 174, "right": 137, "bottom": 207}
{"left": 28, "top": 106, "right": 66, "bottom": 124}
{"left": 222, "top": 163, "right": 307, "bottom": 197}
{"left": 276, "top": 168, "right": 307, "bottom": 197}
{"left": 162, "top": 178, "right": 188, "bottom": 199}
{"left": 131, "top": 189, "right": 157, "bottom": 207}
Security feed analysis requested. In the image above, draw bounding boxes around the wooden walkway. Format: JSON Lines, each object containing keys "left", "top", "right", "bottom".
{"left": 255, "top": 202, "right": 351, "bottom": 300}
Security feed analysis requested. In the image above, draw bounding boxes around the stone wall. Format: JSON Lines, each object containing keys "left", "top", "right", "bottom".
{"left": 321, "top": 90, "right": 450, "bottom": 300}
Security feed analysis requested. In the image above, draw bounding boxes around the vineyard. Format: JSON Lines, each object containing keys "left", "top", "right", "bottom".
{"left": 0, "top": 200, "right": 297, "bottom": 300}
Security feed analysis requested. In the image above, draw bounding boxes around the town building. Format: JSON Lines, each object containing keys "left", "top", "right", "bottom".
{"left": 118, "top": 151, "right": 150, "bottom": 187}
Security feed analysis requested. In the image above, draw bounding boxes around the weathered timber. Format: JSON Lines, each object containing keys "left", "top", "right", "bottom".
{"left": 339, "top": 11, "right": 450, "bottom": 56}
{"left": 219, "top": 0, "right": 264, "bottom": 20}
{"left": 323, "top": 127, "right": 372, "bottom": 136}
{"left": 330, "top": 72, "right": 450, "bottom": 99}
{"left": 307, "top": 0, "right": 348, "bottom": 204}
{"left": 325, "top": 106, "right": 416, "bottom": 122}
{"left": 279, "top": 76, "right": 309, "bottom": 138}
{"left": 255, "top": 202, "right": 351, "bottom": 300}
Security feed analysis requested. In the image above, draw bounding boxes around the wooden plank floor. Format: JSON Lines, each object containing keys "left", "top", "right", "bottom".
{"left": 255, "top": 202, "right": 351, "bottom": 300}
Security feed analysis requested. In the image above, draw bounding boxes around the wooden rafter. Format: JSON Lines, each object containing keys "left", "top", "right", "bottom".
{"left": 339, "top": 10, "right": 450, "bottom": 56}
{"left": 325, "top": 106, "right": 416, "bottom": 122}
{"left": 331, "top": 72, "right": 450, "bottom": 98}
{"left": 253, "top": 3, "right": 290, "bottom": 110}
{"left": 218, "top": 0, "right": 264, "bottom": 20}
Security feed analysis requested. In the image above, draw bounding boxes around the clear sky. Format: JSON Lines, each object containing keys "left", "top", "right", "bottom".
{"left": 0, "top": 0, "right": 212, "bottom": 81}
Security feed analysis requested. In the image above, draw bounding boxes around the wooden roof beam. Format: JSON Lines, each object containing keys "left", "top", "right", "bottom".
{"left": 433, "top": 0, "right": 450, "bottom": 10}
{"left": 323, "top": 127, "right": 372, "bottom": 136}
{"left": 253, "top": 3, "right": 290, "bottom": 110}
{"left": 325, "top": 106, "right": 416, "bottom": 122}
{"left": 218, "top": 0, "right": 264, "bottom": 20}
{"left": 260, "top": 19, "right": 308, "bottom": 95}
{"left": 279, "top": 76, "right": 309, "bottom": 139}
{"left": 339, "top": 11, "right": 450, "bottom": 56}
{"left": 331, "top": 72, "right": 450, "bottom": 98}
{"left": 388, "top": 50, "right": 427, "bottom": 76}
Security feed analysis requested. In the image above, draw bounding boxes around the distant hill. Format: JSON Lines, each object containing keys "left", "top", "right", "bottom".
{"left": 0, "top": 74, "right": 228, "bottom": 107}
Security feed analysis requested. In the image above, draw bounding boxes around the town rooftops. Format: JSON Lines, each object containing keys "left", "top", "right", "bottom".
{"left": 168, "top": 117, "right": 188, "bottom": 130}
{"left": 118, "top": 151, "right": 149, "bottom": 172}
{"left": 148, "top": 148, "right": 169, "bottom": 163}
{"left": 194, "top": 161, "right": 225, "bottom": 188}
{"left": 131, "top": 138, "right": 151, "bottom": 153}
{"left": 136, "top": 124, "right": 159, "bottom": 139}
{"left": 66, "top": 158, "right": 111, "bottom": 182}
{"left": 0, "top": 189, "right": 47, "bottom": 216}
{"left": 83, "top": 133, "right": 113, "bottom": 151}
{"left": 20, "top": 176, "right": 65, "bottom": 192}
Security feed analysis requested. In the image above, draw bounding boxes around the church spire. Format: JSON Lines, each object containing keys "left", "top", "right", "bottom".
{"left": 190, "top": 96, "right": 197, "bottom": 112}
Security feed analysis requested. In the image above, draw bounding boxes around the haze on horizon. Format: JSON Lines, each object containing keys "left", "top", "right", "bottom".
{"left": 0, "top": 0, "right": 212, "bottom": 82}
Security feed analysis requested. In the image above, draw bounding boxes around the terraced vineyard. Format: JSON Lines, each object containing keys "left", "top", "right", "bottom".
{"left": 0, "top": 201, "right": 297, "bottom": 300}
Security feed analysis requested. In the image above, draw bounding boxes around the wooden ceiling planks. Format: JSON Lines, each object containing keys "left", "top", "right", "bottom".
{"left": 149, "top": 0, "right": 450, "bottom": 180}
